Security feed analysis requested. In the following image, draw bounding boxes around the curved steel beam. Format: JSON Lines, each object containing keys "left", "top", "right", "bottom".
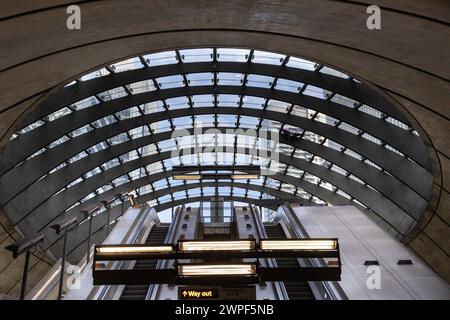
{"left": 32, "top": 182, "right": 311, "bottom": 257}
{"left": 0, "top": 107, "right": 430, "bottom": 206}
{"left": 48, "top": 194, "right": 301, "bottom": 262}
{"left": 60, "top": 169, "right": 350, "bottom": 224}
{"left": 15, "top": 159, "right": 342, "bottom": 234}
{"left": 6, "top": 127, "right": 427, "bottom": 230}
{"left": 3, "top": 84, "right": 427, "bottom": 173}
{"left": 20, "top": 61, "right": 409, "bottom": 127}
{"left": 9, "top": 147, "right": 416, "bottom": 240}
{"left": 153, "top": 197, "right": 287, "bottom": 212}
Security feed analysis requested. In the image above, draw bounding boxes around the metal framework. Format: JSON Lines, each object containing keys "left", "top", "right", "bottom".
{"left": 0, "top": 48, "right": 432, "bottom": 261}
{"left": 92, "top": 238, "right": 341, "bottom": 285}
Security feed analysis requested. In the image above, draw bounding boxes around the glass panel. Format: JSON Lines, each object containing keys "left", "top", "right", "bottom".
{"left": 266, "top": 99, "right": 290, "bottom": 113}
{"left": 129, "top": 79, "right": 157, "bottom": 94}
{"left": 217, "top": 94, "right": 239, "bottom": 107}
{"left": 187, "top": 73, "right": 213, "bottom": 86}
{"left": 303, "top": 85, "right": 327, "bottom": 99}
{"left": 217, "top": 48, "right": 250, "bottom": 62}
{"left": 218, "top": 72, "right": 244, "bottom": 86}
{"left": 331, "top": 94, "right": 358, "bottom": 108}
{"left": 48, "top": 135, "right": 70, "bottom": 149}
{"left": 194, "top": 115, "right": 214, "bottom": 127}
{"left": 87, "top": 141, "right": 108, "bottom": 154}
{"left": 246, "top": 74, "right": 274, "bottom": 88}
{"left": 359, "top": 105, "right": 383, "bottom": 118}
{"left": 112, "top": 175, "right": 129, "bottom": 187}
{"left": 192, "top": 95, "right": 214, "bottom": 107}
{"left": 286, "top": 57, "right": 316, "bottom": 71}
{"left": 108, "top": 132, "right": 129, "bottom": 146}
{"left": 142, "top": 101, "right": 165, "bottom": 113}
{"left": 44, "top": 107, "right": 73, "bottom": 122}
{"left": 111, "top": 57, "right": 143, "bottom": 72}
{"left": 180, "top": 48, "right": 213, "bottom": 63}
{"left": 166, "top": 96, "right": 189, "bottom": 110}
{"left": 128, "top": 125, "right": 151, "bottom": 139}
{"left": 156, "top": 75, "right": 184, "bottom": 89}
{"left": 242, "top": 96, "right": 265, "bottom": 109}
{"left": 320, "top": 66, "right": 349, "bottom": 79}
{"left": 69, "top": 124, "right": 93, "bottom": 138}
{"left": 291, "top": 104, "right": 312, "bottom": 118}
{"left": 143, "top": 51, "right": 178, "bottom": 66}
{"left": 252, "top": 50, "right": 285, "bottom": 65}
{"left": 239, "top": 116, "right": 259, "bottom": 129}
{"left": 217, "top": 114, "right": 237, "bottom": 127}
{"left": 91, "top": 114, "right": 117, "bottom": 128}
{"left": 116, "top": 106, "right": 141, "bottom": 120}
{"left": 80, "top": 68, "right": 110, "bottom": 81}
{"left": 153, "top": 120, "right": 172, "bottom": 133}
{"left": 275, "top": 78, "right": 303, "bottom": 93}
{"left": 68, "top": 151, "right": 88, "bottom": 164}
{"left": 120, "top": 150, "right": 139, "bottom": 163}
{"left": 98, "top": 86, "right": 128, "bottom": 101}
{"left": 173, "top": 116, "right": 193, "bottom": 129}
{"left": 84, "top": 167, "right": 102, "bottom": 179}
{"left": 101, "top": 158, "right": 120, "bottom": 170}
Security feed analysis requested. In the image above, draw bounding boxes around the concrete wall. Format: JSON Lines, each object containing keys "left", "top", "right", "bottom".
{"left": 0, "top": 208, "right": 54, "bottom": 299}
{"left": 290, "top": 205, "right": 450, "bottom": 300}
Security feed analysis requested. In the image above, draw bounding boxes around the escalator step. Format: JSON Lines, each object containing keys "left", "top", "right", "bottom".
{"left": 120, "top": 225, "right": 169, "bottom": 300}
{"left": 264, "top": 224, "right": 316, "bottom": 300}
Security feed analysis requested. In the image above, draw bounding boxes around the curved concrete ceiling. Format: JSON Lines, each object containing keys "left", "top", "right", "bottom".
{"left": 0, "top": 1, "right": 448, "bottom": 282}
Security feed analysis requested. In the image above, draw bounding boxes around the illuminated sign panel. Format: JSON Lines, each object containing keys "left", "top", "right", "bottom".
{"left": 178, "top": 288, "right": 219, "bottom": 299}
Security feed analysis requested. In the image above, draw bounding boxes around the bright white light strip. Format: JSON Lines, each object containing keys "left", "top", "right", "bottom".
{"left": 179, "top": 240, "right": 255, "bottom": 252}
{"left": 173, "top": 174, "right": 202, "bottom": 180}
{"left": 260, "top": 240, "right": 337, "bottom": 251}
{"left": 179, "top": 264, "right": 256, "bottom": 276}
{"left": 96, "top": 246, "right": 174, "bottom": 254}
{"left": 231, "top": 174, "right": 259, "bottom": 179}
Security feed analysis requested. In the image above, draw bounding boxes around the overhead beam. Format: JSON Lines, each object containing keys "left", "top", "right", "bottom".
{"left": 19, "top": 61, "right": 409, "bottom": 127}
{"left": 1, "top": 87, "right": 427, "bottom": 174}
{"left": 0, "top": 108, "right": 430, "bottom": 206}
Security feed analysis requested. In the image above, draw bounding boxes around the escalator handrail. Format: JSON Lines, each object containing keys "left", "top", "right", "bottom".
{"left": 145, "top": 206, "right": 182, "bottom": 300}
{"left": 282, "top": 205, "right": 348, "bottom": 300}
{"left": 250, "top": 206, "right": 290, "bottom": 301}
{"left": 96, "top": 205, "right": 154, "bottom": 300}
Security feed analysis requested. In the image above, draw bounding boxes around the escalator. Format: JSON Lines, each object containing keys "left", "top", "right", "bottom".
{"left": 120, "top": 225, "right": 170, "bottom": 300}
{"left": 264, "top": 224, "right": 315, "bottom": 300}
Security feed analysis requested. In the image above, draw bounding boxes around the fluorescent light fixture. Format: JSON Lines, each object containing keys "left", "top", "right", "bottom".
{"left": 96, "top": 245, "right": 174, "bottom": 254}
{"left": 178, "top": 264, "right": 256, "bottom": 276}
{"left": 231, "top": 174, "right": 259, "bottom": 179}
{"left": 173, "top": 174, "right": 202, "bottom": 180}
{"left": 260, "top": 239, "right": 337, "bottom": 251}
{"left": 179, "top": 240, "right": 255, "bottom": 252}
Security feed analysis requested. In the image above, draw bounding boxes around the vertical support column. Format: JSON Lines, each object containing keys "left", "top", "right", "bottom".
{"left": 57, "top": 230, "right": 69, "bottom": 300}
{"left": 19, "top": 250, "right": 31, "bottom": 300}
{"left": 87, "top": 216, "right": 93, "bottom": 262}
{"left": 50, "top": 216, "right": 78, "bottom": 301}
{"left": 4, "top": 234, "right": 44, "bottom": 301}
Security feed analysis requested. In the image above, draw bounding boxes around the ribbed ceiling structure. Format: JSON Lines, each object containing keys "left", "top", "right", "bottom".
{"left": 0, "top": 48, "right": 432, "bottom": 261}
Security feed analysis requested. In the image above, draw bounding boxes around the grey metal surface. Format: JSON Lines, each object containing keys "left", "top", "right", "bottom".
{"left": 7, "top": 146, "right": 416, "bottom": 239}
{"left": 4, "top": 125, "right": 428, "bottom": 231}
{"left": 0, "top": 50, "right": 434, "bottom": 265}
{"left": 1, "top": 84, "right": 428, "bottom": 175}
{"left": 0, "top": 108, "right": 430, "bottom": 216}
{"left": 18, "top": 61, "right": 409, "bottom": 127}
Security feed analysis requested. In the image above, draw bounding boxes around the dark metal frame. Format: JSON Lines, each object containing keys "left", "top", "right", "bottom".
{"left": 0, "top": 48, "right": 433, "bottom": 263}
{"left": 92, "top": 238, "right": 341, "bottom": 285}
